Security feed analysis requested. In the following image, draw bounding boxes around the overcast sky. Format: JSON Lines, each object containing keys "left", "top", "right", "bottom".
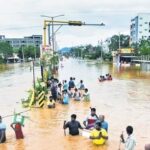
{"left": 0, "top": 0, "right": 150, "bottom": 48}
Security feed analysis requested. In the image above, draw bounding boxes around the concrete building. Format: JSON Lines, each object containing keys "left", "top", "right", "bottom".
{"left": 0, "top": 35, "right": 42, "bottom": 48}
{"left": 130, "top": 13, "right": 150, "bottom": 44}
{"left": 0, "top": 35, "right": 5, "bottom": 40}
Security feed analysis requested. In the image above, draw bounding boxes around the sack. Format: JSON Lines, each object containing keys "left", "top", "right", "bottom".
{"left": 13, "top": 114, "right": 25, "bottom": 126}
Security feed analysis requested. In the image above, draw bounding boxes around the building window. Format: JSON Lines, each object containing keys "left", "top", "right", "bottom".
{"left": 140, "top": 17, "right": 143, "bottom": 20}
{"left": 139, "top": 31, "right": 142, "bottom": 33}
{"left": 139, "top": 24, "right": 142, "bottom": 27}
{"left": 145, "top": 22, "right": 148, "bottom": 24}
{"left": 145, "top": 29, "right": 148, "bottom": 31}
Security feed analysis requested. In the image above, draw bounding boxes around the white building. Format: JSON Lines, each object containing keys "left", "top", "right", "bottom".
{"left": 130, "top": 13, "right": 150, "bottom": 44}
{"left": 0, "top": 35, "right": 42, "bottom": 49}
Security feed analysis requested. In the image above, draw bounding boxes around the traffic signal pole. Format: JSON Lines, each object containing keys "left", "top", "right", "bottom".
{"left": 43, "top": 20, "right": 105, "bottom": 47}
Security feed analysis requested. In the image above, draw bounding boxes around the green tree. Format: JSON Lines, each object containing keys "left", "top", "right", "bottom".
{"left": 108, "top": 34, "right": 130, "bottom": 51}
{"left": 139, "top": 40, "right": 150, "bottom": 55}
{"left": 18, "top": 45, "right": 40, "bottom": 59}
{"left": 0, "top": 41, "right": 13, "bottom": 58}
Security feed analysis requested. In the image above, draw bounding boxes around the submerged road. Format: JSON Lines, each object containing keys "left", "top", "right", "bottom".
{"left": 0, "top": 59, "right": 150, "bottom": 150}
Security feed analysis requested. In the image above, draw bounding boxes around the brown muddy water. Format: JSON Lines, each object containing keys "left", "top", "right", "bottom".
{"left": 0, "top": 59, "right": 150, "bottom": 150}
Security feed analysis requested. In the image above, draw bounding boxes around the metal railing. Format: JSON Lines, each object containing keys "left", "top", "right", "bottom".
{"left": 132, "top": 55, "right": 150, "bottom": 62}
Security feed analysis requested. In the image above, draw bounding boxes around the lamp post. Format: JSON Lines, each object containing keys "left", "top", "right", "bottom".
{"left": 41, "top": 14, "right": 64, "bottom": 52}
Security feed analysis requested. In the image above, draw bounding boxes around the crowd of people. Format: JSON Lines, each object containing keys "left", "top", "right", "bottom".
{"left": 98, "top": 73, "right": 112, "bottom": 82}
{"left": 46, "top": 77, "right": 90, "bottom": 108}
{"left": 1, "top": 75, "right": 150, "bottom": 150}
{"left": 63, "top": 108, "right": 108, "bottom": 146}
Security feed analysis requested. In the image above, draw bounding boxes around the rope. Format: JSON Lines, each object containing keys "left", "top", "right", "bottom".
{"left": 2, "top": 109, "right": 30, "bottom": 119}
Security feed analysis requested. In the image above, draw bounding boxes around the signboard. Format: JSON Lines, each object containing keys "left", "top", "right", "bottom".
{"left": 13, "top": 114, "right": 25, "bottom": 126}
{"left": 119, "top": 48, "right": 134, "bottom": 54}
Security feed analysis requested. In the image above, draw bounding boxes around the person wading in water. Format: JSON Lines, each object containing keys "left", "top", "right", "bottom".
{"left": 0, "top": 116, "right": 6, "bottom": 143}
{"left": 63, "top": 114, "right": 83, "bottom": 136}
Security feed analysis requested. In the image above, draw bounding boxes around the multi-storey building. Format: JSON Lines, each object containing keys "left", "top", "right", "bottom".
{"left": 130, "top": 13, "right": 150, "bottom": 44}
{"left": 0, "top": 35, "right": 42, "bottom": 48}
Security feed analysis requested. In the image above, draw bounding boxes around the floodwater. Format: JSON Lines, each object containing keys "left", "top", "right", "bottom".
{"left": 0, "top": 59, "right": 150, "bottom": 150}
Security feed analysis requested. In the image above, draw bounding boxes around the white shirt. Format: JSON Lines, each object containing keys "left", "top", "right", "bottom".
{"left": 125, "top": 134, "right": 136, "bottom": 150}
{"left": 0, "top": 122, "right": 6, "bottom": 130}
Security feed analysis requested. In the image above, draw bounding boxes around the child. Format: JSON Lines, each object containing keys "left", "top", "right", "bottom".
{"left": 47, "top": 96, "right": 55, "bottom": 108}
{"left": 73, "top": 88, "right": 81, "bottom": 101}
{"left": 83, "top": 88, "right": 90, "bottom": 101}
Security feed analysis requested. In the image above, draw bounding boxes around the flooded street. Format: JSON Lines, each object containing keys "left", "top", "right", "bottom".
{"left": 0, "top": 59, "right": 150, "bottom": 150}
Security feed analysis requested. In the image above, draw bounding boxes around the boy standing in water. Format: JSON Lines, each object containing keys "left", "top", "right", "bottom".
{"left": 0, "top": 116, "right": 6, "bottom": 143}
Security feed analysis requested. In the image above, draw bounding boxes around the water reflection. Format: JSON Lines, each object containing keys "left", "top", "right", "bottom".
{"left": 0, "top": 59, "right": 150, "bottom": 150}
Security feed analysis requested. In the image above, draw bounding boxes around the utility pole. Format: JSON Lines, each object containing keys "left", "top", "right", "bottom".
{"left": 98, "top": 40, "right": 103, "bottom": 63}
{"left": 34, "top": 46, "right": 36, "bottom": 60}
{"left": 32, "top": 61, "right": 35, "bottom": 89}
{"left": 118, "top": 32, "right": 121, "bottom": 66}
{"left": 98, "top": 40, "right": 103, "bottom": 75}
{"left": 52, "top": 17, "right": 54, "bottom": 52}
{"left": 101, "top": 40, "right": 103, "bottom": 63}
{"left": 41, "top": 14, "right": 65, "bottom": 52}
{"left": 22, "top": 46, "right": 25, "bottom": 62}
{"left": 48, "top": 23, "right": 51, "bottom": 45}
{"left": 119, "top": 32, "right": 121, "bottom": 51}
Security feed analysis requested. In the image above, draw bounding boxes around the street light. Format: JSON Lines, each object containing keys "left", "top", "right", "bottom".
{"left": 41, "top": 14, "right": 65, "bottom": 52}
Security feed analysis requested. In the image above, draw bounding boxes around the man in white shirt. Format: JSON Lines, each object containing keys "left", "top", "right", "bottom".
{"left": 83, "top": 108, "right": 98, "bottom": 129}
{"left": 120, "top": 126, "right": 136, "bottom": 150}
